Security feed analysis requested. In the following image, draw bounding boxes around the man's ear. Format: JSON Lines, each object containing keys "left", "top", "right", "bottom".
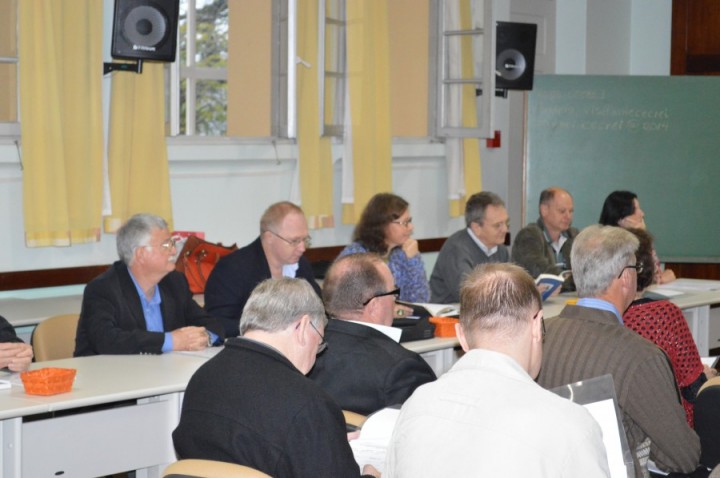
{"left": 530, "top": 309, "right": 544, "bottom": 344}
{"left": 293, "top": 314, "right": 311, "bottom": 347}
{"left": 456, "top": 323, "right": 471, "bottom": 352}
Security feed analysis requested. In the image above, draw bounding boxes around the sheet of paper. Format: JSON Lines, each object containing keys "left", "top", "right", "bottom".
{"left": 654, "top": 279, "right": 720, "bottom": 292}
{"left": 584, "top": 399, "right": 629, "bottom": 478}
{"left": 349, "top": 407, "right": 400, "bottom": 474}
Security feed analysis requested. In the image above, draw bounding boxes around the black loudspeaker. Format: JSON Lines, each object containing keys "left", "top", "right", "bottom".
{"left": 111, "top": 0, "right": 179, "bottom": 62}
{"left": 496, "top": 21, "right": 537, "bottom": 91}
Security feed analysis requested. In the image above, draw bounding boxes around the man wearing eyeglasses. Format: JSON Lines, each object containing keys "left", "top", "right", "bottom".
{"left": 429, "top": 191, "right": 511, "bottom": 304}
{"left": 75, "top": 213, "right": 224, "bottom": 356}
{"left": 174, "top": 278, "right": 379, "bottom": 478}
{"left": 387, "top": 263, "right": 610, "bottom": 477}
{"left": 308, "top": 253, "right": 436, "bottom": 415}
{"left": 537, "top": 225, "right": 701, "bottom": 477}
{"left": 204, "top": 201, "right": 321, "bottom": 338}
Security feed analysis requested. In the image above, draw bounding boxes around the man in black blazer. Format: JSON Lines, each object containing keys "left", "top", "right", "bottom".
{"left": 173, "top": 278, "right": 379, "bottom": 477}
{"left": 74, "top": 213, "right": 224, "bottom": 356}
{"left": 204, "top": 201, "right": 321, "bottom": 337}
{"left": 308, "top": 253, "right": 436, "bottom": 415}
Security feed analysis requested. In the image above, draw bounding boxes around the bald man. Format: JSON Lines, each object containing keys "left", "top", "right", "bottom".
{"left": 511, "top": 187, "right": 578, "bottom": 290}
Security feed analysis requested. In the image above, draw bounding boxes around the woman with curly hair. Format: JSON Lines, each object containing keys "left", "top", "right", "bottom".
{"left": 338, "top": 193, "right": 430, "bottom": 307}
{"left": 623, "top": 227, "right": 714, "bottom": 426}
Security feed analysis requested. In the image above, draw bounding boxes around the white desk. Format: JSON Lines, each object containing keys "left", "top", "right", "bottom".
{"left": 0, "top": 354, "right": 208, "bottom": 478}
{"left": 542, "top": 279, "right": 720, "bottom": 357}
{"left": 0, "top": 335, "right": 461, "bottom": 477}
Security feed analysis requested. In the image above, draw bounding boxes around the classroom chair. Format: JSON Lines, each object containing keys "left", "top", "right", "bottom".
{"left": 163, "top": 459, "right": 271, "bottom": 478}
{"left": 30, "top": 314, "right": 80, "bottom": 362}
{"left": 695, "top": 376, "right": 720, "bottom": 469}
{"left": 343, "top": 409, "right": 368, "bottom": 429}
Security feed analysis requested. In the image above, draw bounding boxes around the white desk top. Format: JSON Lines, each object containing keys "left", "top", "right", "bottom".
{"left": 541, "top": 278, "right": 720, "bottom": 318}
{"left": 0, "top": 353, "right": 209, "bottom": 420}
{"left": 1, "top": 294, "right": 84, "bottom": 327}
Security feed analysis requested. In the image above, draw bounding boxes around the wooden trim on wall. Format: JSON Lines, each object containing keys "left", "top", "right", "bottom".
{"left": 0, "top": 237, "right": 450, "bottom": 292}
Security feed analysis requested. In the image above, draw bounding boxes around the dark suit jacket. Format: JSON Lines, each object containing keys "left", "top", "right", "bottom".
{"left": 173, "top": 338, "right": 362, "bottom": 478}
{"left": 308, "top": 319, "right": 437, "bottom": 415}
{"left": 0, "top": 315, "right": 22, "bottom": 343}
{"left": 204, "top": 237, "right": 321, "bottom": 337}
{"left": 74, "top": 261, "right": 224, "bottom": 356}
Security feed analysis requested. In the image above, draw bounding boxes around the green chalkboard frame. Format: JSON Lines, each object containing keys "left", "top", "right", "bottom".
{"left": 524, "top": 75, "right": 720, "bottom": 262}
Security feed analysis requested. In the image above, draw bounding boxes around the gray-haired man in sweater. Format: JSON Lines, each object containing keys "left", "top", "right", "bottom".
{"left": 537, "top": 225, "right": 700, "bottom": 478}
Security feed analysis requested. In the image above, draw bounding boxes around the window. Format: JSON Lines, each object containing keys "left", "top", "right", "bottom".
{"left": 436, "top": 0, "right": 495, "bottom": 138}
{"left": 171, "top": 0, "right": 293, "bottom": 138}
{"left": 0, "top": 0, "right": 19, "bottom": 137}
{"left": 320, "top": 0, "right": 346, "bottom": 137}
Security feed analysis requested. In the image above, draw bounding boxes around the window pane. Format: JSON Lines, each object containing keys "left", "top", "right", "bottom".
{"left": 195, "top": 79, "right": 227, "bottom": 135}
{"left": 195, "top": 0, "right": 228, "bottom": 68}
{"left": 0, "top": 63, "right": 16, "bottom": 123}
{"left": 0, "top": 0, "right": 17, "bottom": 58}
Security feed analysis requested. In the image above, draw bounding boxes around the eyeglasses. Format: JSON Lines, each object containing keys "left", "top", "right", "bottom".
{"left": 490, "top": 220, "right": 511, "bottom": 231}
{"left": 362, "top": 287, "right": 401, "bottom": 306}
{"left": 617, "top": 262, "right": 643, "bottom": 279}
{"left": 309, "top": 321, "right": 327, "bottom": 354}
{"left": 391, "top": 217, "right": 413, "bottom": 228}
{"left": 141, "top": 237, "right": 178, "bottom": 253}
{"left": 267, "top": 230, "right": 312, "bottom": 248}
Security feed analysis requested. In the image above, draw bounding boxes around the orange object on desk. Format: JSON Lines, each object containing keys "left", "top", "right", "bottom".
{"left": 21, "top": 367, "right": 76, "bottom": 396}
{"left": 429, "top": 317, "right": 459, "bottom": 337}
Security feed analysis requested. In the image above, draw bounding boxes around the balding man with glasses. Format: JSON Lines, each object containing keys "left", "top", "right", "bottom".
{"left": 75, "top": 213, "right": 224, "bottom": 356}
{"left": 205, "top": 201, "right": 321, "bottom": 337}
{"left": 537, "top": 225, "right": 701, "bottom": 477}
{"left": 308, "top": 253, "right": 436, "bottom": 415}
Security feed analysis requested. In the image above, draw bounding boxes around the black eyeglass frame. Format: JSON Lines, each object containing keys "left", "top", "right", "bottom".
{"left": 362, "top": 288, "right": 401, "bottom": 306}
{"left": 617, "top": 262, "right": 643, "bottom": 279}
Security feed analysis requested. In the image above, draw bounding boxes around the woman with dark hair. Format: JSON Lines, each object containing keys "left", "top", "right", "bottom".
{"left": 338, "top": 193, "right": 430, "bottom": 305}
{"left": 599, "top": 190, "right": 675, "bottom": 284}
{"left": 623, "top": 228, "right": 715, "bottom": 426}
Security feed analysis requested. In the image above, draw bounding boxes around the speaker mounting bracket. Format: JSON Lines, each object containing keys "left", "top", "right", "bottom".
{"left": 103, "top": 59, "right": 144, "bottom": 76}
{"left": 475, "top": 88, "right": 510, "bottom": 98}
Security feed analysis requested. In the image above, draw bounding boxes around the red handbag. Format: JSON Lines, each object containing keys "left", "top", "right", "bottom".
{"left": 175, "top": 235, "right": 238, "bottom": 294}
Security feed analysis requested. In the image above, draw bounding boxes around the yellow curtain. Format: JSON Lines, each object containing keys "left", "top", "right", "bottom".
{"left": 103, "top": 63, "right": 173, "bottom": 233}
{"left": 341, "top": 0, "right": 393, "bottom": 223}
{"left": 19, "top": 0, "right": 103, "bottom": 246}
{"left": 447, "top": 0, "right": 482, "bottom": 217}
{"left": 296, "top": 0, "right": 334, "bottom": 229}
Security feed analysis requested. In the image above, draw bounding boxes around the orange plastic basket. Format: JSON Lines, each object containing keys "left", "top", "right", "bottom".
{"left": 429, "top": 317, "right": 459, "bottom": 337}
{"left": 20, "top": 367, "right": 76, "bottom": 396}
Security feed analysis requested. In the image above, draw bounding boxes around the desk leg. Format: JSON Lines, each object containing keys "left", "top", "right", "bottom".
{"left": 0, "top": 417, "right": 21, "bottom": 478}
{"left": 682, "top": 305, "right": 709, "bottom": 357}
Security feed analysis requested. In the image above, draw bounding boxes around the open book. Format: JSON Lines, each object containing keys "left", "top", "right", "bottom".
{"left": 349, "top": 407, "right": 401, "bottom": 474}
{"left": 396, "top": 301, "right": 459, "bottom": 318}
{"left": 536, "top": 270, "right": 571, "bottom": 301}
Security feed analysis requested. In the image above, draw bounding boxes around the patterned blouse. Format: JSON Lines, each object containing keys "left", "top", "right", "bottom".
{"left": 338, "top": 242, "right": 430, "bottom": 303}
{"left": 623, "top": 298, "right": 706, "bottom": 426}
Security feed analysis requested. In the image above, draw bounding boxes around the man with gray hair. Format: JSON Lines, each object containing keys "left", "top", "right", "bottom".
{"left": 174, "top": 278, "right": 378, "bottom": 478}
{"left": 429, "top": 191, "right": 510, "bottom": 303}
{"left": 387, "top": 263, "right": 610, "bottom": 477}
{"left": 75, "top": 213, "right": 223, "bottom": 356}
{"left": 205, "top": 201, "right": 321, "bottom": 338}
{"left": 308, "top": 253, "right": 436, "bottom": 415}
{"left": 537, "top": 225, "right": 701, "bottom": 477}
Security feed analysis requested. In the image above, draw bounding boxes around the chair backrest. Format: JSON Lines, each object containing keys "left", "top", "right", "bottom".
{"left": 31, "top": 314, "right": 80, "bottom": 362}
{"left": 343, "top": 409, "right": 368, "bottom": 429}
{"left": 163, "top": 459, "right": 271, "bottom": 478}
{"left": 695, "top": 376, "right": 720, "bottom": 469}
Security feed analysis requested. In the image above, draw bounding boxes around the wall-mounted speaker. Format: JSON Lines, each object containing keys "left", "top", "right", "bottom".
{"left": 110, "top": 0, "right": 179, "bottom": 62}
{"left": 496, "top": 21, "right": 537, "bottom": 91}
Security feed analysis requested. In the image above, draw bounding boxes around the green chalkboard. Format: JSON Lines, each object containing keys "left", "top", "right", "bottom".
{"left": 525, "top": 75, "right": 720, "bottom": 262}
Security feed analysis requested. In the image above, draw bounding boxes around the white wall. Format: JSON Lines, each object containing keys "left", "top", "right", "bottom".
{"left": 0, "top": 0, "right": 672, "bottom": 275}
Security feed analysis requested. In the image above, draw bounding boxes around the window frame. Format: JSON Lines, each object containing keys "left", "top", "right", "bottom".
{"left": 434, "top": 0, "right": 496, "bottom": 139}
